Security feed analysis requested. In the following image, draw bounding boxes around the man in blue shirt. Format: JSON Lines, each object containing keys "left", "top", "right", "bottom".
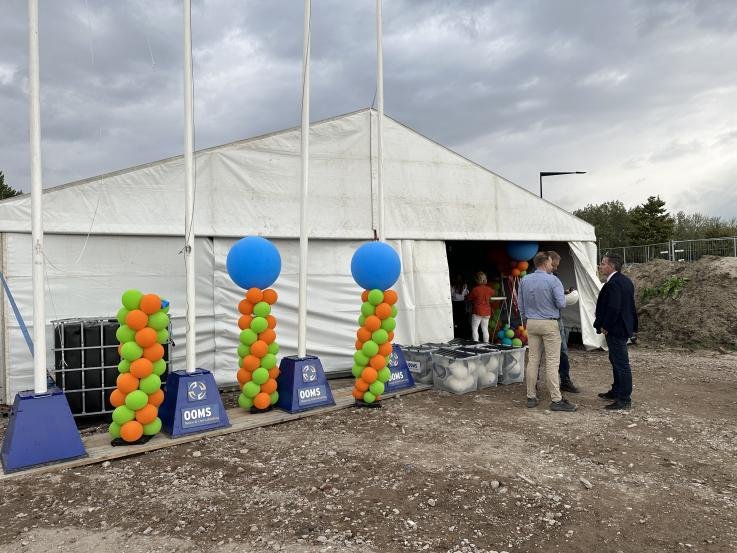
{"left": 518, "top": 251, "right": 577, "bottom": 412}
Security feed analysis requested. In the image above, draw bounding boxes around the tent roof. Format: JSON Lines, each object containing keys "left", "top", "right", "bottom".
{"left": 0, "top": 108, "right": 595, "bottom": 241}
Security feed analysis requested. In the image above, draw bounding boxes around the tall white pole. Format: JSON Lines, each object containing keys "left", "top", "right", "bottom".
{"left": 183, "top": 0, "right": 196, "bottom": 373}
{"left": 376, "top": 0, "right": 385, "bottom": 242}
{"left": 297, "top": 0, "right": 311, "bottom": 358}
{"left": 28, "top": 0, "right": 47, "bottom": 394}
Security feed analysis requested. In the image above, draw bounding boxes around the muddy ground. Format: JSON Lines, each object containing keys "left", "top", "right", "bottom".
{"left": 1, "top": 346, "right": 736, "bottom": 553}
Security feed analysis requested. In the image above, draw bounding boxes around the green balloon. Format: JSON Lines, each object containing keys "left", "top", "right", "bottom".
{"left": 125, "top": 390, "right": 148, "bottom": 411}
{"left": 243, "top": 381, "right": 260, "bottom": 398}
{"left": 238, "top": 393, "right": 253, "bottom": 410}
{"left": 115, "top": 325, "right": 135, "bottom": 344}
{"left": 378, "top": 367, "right": 391, "bottom": 383}
{"left": 351, "top": 364, "right": 363, "bottom": 378}
{"left": 253, "top": 301, "right": 271, "bottom": 318}
{"left": 371, "top": 329, "right": 389, "bottom": 345}
{"left": 360, "top": 302, "right": 375, "bottom": 317}
{"left": 358, "top": 314, "right": 366, "bottom": 327}
{"left": 504, "top": 329, "right": 515, "bottom": 339}
{"left": 139, "top": 374, "right": 161, "bottom": 395}
{"left": 252, "top": 367, "right": 269, "bottom": 385}
{"left": 267, "top": 342, "right": 279, "bottom": 355}
{"left": 162, "top": 304, "right": 170, "bottom": 314}
{"left": 240, "top": 329, "right": 258, "bottom": 346}
{"left": 261, "top": 353, "right": 277, "bottom": 370}
{"left": 109, "top": 421, "right": 121, "bottom": 439}
{"left": 363, "top": 391, "right": 376, "bottom": 404}
{"left": 369, "top": 381, "right": 385, "bottom": 396}
{"left": 116, "top": 307, "right": 129, "bottom": 325}
{"left": 121, "top": 289, "right": 143, "bottom": 311}
{"left": 250, "top": 316, "right": 268, "bottom": 334}
{"left": 269, "top": 391, "right": 279, "bottom": 405}
{"left": 512, "top": 338, "right": 523, "bottom": 348}
{"left": 117, "top": 360, "right": 131, "bottom": 374}
{"left": 520, "top": 271, "right": 527, "bottom": 277}
{"left": 237, "top": 344, "right": 250, "bottom": 358}
{"left": 148, "top": 311, "right": 169, "bottom": 331}
{"left": 390, "top": 305, "right": 398, "bottom": 317}
{"left": 368, "top": 289, "right": 384, "bottom": 306}
{"left": 156, "top": 328, "right": 169, "bottom": 344}
{"left": 112, "top": 405, "right": 135, "bottom": 425}
{"left": 362, "top": 340, "right": 379, "bottom": 357}
{"left": 353, "top": 350, "right": 369, "bottom": 367}
{"left": 380, "top": 317, "right": 396, "bottom": 332}
{"left": 142, "top": 417, "right": 162, "bottom": 436}
{"left": 120, "top": 341, "right": 143, "bottom": 362}
{"left": 152, "top": 359, "right": 167, "bottom": 376}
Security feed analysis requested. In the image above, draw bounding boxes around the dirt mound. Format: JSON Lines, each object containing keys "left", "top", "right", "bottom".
{"left": 623, "top": 255, "right": 737, "bottom": 350}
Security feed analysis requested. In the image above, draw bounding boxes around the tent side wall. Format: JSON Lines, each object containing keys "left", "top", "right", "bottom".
{"left": 0, "top": 232, "right": 7, "bottom": 403}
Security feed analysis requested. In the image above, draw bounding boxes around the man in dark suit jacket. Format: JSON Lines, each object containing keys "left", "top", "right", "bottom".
{"left": 594, "top": 252, "right": 638, "bottom": 410}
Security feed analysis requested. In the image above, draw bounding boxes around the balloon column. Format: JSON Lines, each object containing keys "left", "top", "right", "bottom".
{"left": 350, "top": 242, "right": 401, "bottom": 406}
{"left": 226, "top": 236, "right": 282, "bottom": 413}
{"left": 109, "top": 289, "right": 168, "bottom": 444}
{"left": 495, "top": 323, "right": 528, "bottom": 348}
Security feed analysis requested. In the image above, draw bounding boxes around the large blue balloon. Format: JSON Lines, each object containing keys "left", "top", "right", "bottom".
{"left": 505, "top": 241, "right": 538, "bottom": 261}
{"left": 351, "top": 242, "right": 401, "bottom": 291}
{"left": 226, "top": 236, "right": 282, "bottom": 290}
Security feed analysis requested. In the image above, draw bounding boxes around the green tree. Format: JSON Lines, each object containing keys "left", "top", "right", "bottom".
{"left": 573, "top": 200, "right": 631, "bottom": 248}
{"left": 0, "top": 171, "right": 21, "bottom": 200}
{"left": 628, "top": 195, "right": 674, "bottom": 245}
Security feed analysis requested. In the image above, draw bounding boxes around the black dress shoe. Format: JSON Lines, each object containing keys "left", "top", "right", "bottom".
{"left": 560, "top": 380, "right": 580, "bottom": 394}
{"left": 604, "top": 399, "right": 631, "bottom": 410}
{"left": 598, "top": 391, "right": 616, "bottom": 400}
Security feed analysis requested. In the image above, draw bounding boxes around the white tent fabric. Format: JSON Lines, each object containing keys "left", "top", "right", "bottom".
{"left": 0, "top": 109, "right": 599, "bottom": 404}
{"left": 570, "top": 241, "right": 607, "bottom": 350}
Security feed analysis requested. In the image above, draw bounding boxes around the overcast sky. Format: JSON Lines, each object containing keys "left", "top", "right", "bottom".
{"left": 1, "top": 0, "right": 736, "bottom": 217}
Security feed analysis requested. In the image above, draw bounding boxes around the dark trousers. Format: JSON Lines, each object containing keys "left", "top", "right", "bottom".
{"left": 558, "top": 352, "right": 570, "bottom": 382}
{"left": 606, "top": 334, "right": 632, "bottom": 402}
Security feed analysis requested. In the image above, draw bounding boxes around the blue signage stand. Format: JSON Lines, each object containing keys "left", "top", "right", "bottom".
{"left": 1, "top": 388, "right": 86, "bottom": 473}
{"left": 384, "top": 344, "right": 415, "bottom": 393}
{"left": 276, "top": 355, "right": 335, "bottom": 414}
{"left": 159, "top": 369, "right": 230, "bottom": 437}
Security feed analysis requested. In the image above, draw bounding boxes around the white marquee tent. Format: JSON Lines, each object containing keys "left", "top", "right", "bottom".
{"left": 0, "top": 108, "right": 604, "bottom": 404}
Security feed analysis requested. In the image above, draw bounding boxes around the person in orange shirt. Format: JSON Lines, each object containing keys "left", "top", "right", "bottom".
{"left": 466, "top": 271, "right": 495, "bottom": 342}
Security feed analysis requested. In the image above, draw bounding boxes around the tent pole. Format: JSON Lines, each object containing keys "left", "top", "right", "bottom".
{"left": 183, "top": 0, "right": 196, "bottom": 373}
{"left": 28, "top": 0, "right": 47, "bottom": 394}
{"left": 297, "top": 0, "right": 311, "bottom": 358}
{"left": 376, "top": 0, "right": 385, "bottom": 242}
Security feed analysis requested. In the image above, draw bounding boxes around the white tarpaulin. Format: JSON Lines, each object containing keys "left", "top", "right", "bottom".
{"left": 570, "top": 240, "right": 607, "bottom": 350}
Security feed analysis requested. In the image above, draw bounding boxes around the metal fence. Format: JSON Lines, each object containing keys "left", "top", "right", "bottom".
{"left": 601, "top": 236, "right": 737, "bottom": 265}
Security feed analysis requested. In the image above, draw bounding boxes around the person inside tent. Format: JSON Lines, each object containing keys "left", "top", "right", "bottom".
{"left": 450, "top": 274, "right": 470, "bottom": 338}
{"left": 467, "top": 271, "right": 494, "bottom": 342}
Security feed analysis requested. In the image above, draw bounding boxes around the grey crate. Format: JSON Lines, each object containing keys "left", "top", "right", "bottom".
{"left": 430, "top": 348, "right": 478, "bottom": 395}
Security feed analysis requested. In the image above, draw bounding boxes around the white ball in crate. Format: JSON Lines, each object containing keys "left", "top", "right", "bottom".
{"left": 565, "top": 290, "right": 579, "bottom": 306}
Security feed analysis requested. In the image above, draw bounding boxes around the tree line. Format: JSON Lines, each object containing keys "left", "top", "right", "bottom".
{"left": 573, "top": 196, "right": 737, "bottom": 248}
{"left": 0, "top": 171, "right": 22, "bottom": 200}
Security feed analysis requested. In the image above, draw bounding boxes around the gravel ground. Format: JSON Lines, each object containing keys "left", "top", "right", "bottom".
{"left": 1, "top": 346, "right": 736, "bottom": 553}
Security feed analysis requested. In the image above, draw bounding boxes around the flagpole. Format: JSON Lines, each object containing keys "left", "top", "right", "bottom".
{"left": 376, "top": 0, "right": 385, "bottom": 242}
{"left": 183, "top": 0, "right": 196, "bottom": 373}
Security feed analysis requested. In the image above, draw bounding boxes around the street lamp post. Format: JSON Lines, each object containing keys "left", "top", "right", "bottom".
{"left": 539, "top": 171, "right": 586, "bottom": 198}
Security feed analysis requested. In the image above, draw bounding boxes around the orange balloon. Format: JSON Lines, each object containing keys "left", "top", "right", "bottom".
{"left": 117, "top": 373, "right": 139, "bottom": 395}
{"left": 120, "top": 420, "right": 144, "bottom": 442}
{"left": 268, "top": 367, "right": 280, "bottom": 379}
{"left": 352, "top": 388, "right": 364, "bottom": 400}
{"left": 266, "top": 315, "right": 277, "bottom": 329}
{"left": 117, "top": 343, "right": 123, "bottom": 356}
{"left": 143, "top": 343, "right": 165, "bottom": 362}
{"left": 355, "top": 340, "right": 364, "bottom": 351}
{"left": 238, "top": 315, "right": 253, "bottom": 330}
{"left": 259, "top": 328, "right": 276, "bottom": 345}
{"left": 237, "top": 368, "right": 252, "bottom": 385}
{"left": 511, "top": 268, "right": 521, "bottom": 277}
{"left": 250, "top": 340, "right": 268, "bottom": 358}
{"left": 253, "top": 392, "right": 270, "bottom": 410}
{"left": 383, "top": 289, "right": 398, "bottom": 305}
{"left": 242, "top": 355, "right": 260, "bottom": 371}
{"left": 125, "top": 309, "right": 148, "bottom": 331}
{"left": 361, "top": 366, "right": 378, "bottom": 384}
{"left": 357, "top": 327, "right": 372, "bottom": 342}
{"left": 246, "top": 287, "right": 263, "bottom": 304}
{"left": 374, "top": 395, "right": 381, "bottom": 402}
{"left": 135, "top": 403, "right": 158, "bottom": 425}
{"left": 261, "top": 378, "right": 278, "bottom": 395}
{"left": 369, "top": 355, "right": 387, "bottom": 370}
{"left": 139, "top": 294, "right": 162, "bottom": 315}
{"left": 355, "top": 378, "right": 369, "bottom": 392}
{"left": 518, "top": 261, "right": 529, "bottom": 271}
{"left": 262, "top": 288, "right": 278, "bottom": 304}
{"left": 130, "top": 358, "right": 153, "bottom": 379}
{"left": 238, "top": 299, "right": 254, "bottom": 316}
{"left": 109, "top": 388, "right": 126, "bottom": 408}
{"left": 135, "top": 327, "right": 158, "bottom": 348}
{"left": 374, "top": 303, "right": 392, "bottom": 320}
{"left": 387, "top": 331, "right": 395, "bottom": 342}
{"left": 378, "top": 342, "right": 393, "bottom": 357}
{"left": 361, "top": 290, "right": 369, "bottom": 302}
{"left": 364, "top": 315, "right": 381, "bottom": 332}
{"left": 147, "top": 388, "right": 165, "bottom": 407}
